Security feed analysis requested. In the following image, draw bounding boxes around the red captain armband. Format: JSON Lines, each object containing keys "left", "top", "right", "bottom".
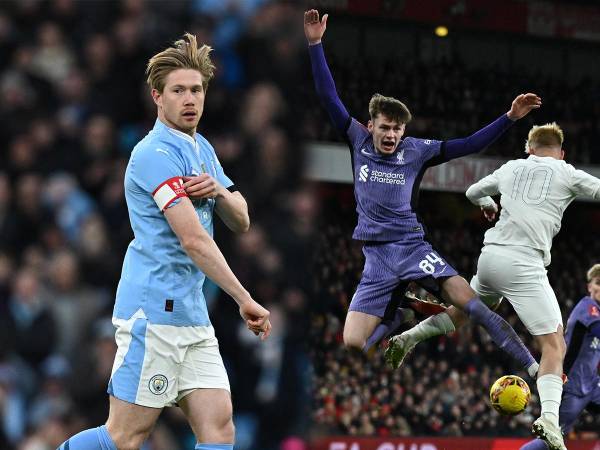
{"left": 152, "top": 177, "right": 188, "bottom": 211}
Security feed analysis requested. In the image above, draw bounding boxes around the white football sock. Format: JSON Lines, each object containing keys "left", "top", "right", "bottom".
{"left": 527, "top": 361, "right": 539, "bottom": 378}
{"left": 537, "top": 374, "right": 563, "bottom": 427}
{"left": 404, "top": 312, "right": 455, "bottom": 344}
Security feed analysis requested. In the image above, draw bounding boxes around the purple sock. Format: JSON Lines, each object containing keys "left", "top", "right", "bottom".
{"left": 363, "top": 309, "right": 405, "bottom": 353}
{"left": 465, "top": 298, "right": 536, "bottom": 371}
{"left": 520, "top": 439, "right": 549, "bottom": 450}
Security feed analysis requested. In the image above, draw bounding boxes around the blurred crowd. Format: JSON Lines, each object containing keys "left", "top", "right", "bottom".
{"left": 302, "top": 53, "right": 600, "bottom": 165}
{"left": 0, "top": 1, "right": 313, "bottom": 450}
{"left": 310, "top": 188, "right": 600, "bottom": 439}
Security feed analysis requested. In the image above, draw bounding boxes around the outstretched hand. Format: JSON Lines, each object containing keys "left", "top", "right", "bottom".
{"left": 304, "top": 9, "right": 328, "bottom": 45}
{"left": 507, "top": 93, "right": 542, "bottom": 120}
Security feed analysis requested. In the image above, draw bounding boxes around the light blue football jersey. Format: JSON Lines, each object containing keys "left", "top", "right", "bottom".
{"left": 114, "top": 119, "right": 233, "bottom": 326}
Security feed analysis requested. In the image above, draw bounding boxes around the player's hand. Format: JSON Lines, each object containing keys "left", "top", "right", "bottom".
{"left": 239, "top": 300, "right": 272, "bottom": 341}
{"left": 183, "top": 174, "right": 221, "bottom": 200}
{"left": 304, "top": 9, "right": 328, "bottom": 45}
{"left": 507, "top": 93, "right": 541, "bottom": 120}
{"left": 481, "top": 202, "right": 498, "bottom": 222}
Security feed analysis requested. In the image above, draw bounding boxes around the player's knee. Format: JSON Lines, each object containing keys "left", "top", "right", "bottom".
{"left": 106, "top": 422, "right": 152, "bottom": 450}
{"left": 207, "top": 410, "right": 235, "bottom": 443}
{"left": 342, "top": 329, "right": 364, "bottom": 350}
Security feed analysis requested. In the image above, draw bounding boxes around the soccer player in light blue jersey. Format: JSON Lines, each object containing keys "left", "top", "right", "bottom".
{"left": 57, "top": 33, "right": 272, "bottom": 450}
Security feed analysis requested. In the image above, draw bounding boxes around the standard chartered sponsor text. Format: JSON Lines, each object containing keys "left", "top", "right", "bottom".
{"left": 370, "top": 169, "right": 406, "bottom": 185}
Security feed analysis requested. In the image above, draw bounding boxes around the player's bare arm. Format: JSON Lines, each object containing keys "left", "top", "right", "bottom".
{"left": 183, "top": 174, "right": 250, "bottom": 233}
{"left": 304, "top": 9, "right": 328, "bottom": 45}
{"left": 165, "top": 198, "right": 270, "bottom": 338}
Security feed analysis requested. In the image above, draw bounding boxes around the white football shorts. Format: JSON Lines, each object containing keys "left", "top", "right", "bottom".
{"left": 470, "top": 244, "right": 562, "bottom": 336}
{"left": 107, "top": 309, "right": 230, "bottom": 408}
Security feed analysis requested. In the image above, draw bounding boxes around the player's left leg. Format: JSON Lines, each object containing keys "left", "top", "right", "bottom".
{"left": 179, "top": 388, "right": 234, "bottom": 449}
{"left": 439, "top": 275, "right": 538, "bottom": 375}
{"left": 177, "top": 325, "right": 234, "bottom": 449}
{"left": 395, "top": 275, "right": 504, "bottom": 362}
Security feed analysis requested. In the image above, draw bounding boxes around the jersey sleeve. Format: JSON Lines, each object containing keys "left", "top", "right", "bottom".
{"left": 131, "top": 146, "right": 188, "bottom": 211}
{"left": 346, "top": 118, "right": 370, "bottom": 150}
{"left": 465, "top": 167, "right": 501, "bottom": 207}
{"left": 569, "top": 167, "right": 600, "bottom": 200}
{"left": 576, "top": 300, "right": 600, "bottom": 328}
{"left": 212, "top": 151, "right": 234, "bottom": 190}
{"left": 409, "top": 137, "right": 443, "bottom": 164}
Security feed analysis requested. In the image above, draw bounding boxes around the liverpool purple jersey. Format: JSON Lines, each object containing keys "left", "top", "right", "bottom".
{"left": 346, "top": 118, "right": 443, "bottom": 242}
{"left": 564, "top": 296, "right": 600, "bottom": 395}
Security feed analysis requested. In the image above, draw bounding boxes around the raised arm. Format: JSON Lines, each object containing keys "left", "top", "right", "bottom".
{"left": 444, "top": 93, "right": 542, "bottom": 161}
{"left": 304, "top": 10, "right": 350, "bottom": 133}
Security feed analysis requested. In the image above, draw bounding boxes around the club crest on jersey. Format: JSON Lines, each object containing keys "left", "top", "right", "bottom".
{"left": 397, "top": 149, "right": 405, "bottom": 164}
{"left": 359, "top": 164, "right": 369, "bottom": 182}
{"left": 148, "top": 374, "right": 168, "bottom": 395}
{"left": 590, "top": 305, "right": 600, "bottom": 317}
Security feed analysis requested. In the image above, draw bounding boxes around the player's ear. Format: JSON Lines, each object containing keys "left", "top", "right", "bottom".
{"left": 367, "top": 120, "right": 373, "bottom": 132}
{"left": 560, "top": 149, "right": 565, "bottom": 160}
{"left": 151, "top": 88, "right": 162, "bottom": 107}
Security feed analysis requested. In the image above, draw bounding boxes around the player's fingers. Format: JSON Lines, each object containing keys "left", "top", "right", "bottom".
{"left": 322, "top": 13, "right": 328, "bottom": 26}
{"left": 261, "top": 321, "right": 272, "bottom": 340}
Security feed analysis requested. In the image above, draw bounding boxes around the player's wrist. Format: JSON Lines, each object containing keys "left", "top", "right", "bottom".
{"left": 308, "top": 39, "right": 322, "bottom": 46}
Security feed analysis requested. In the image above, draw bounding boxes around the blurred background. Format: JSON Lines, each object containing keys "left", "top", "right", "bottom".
{"left": 303, "top": 0, "right": 600, "bottom": 449}
{"left": 0, "top": 1, "right": 313, "bottom": 450}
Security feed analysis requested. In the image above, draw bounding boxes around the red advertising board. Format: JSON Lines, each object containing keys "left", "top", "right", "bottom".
{"left": 311, "top": 437, "right": 600, "bottom": 450}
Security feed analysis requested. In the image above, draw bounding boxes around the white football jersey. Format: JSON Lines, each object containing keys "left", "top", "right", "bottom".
{"left": 466, "top": 155, "right": 600, "bottom": 266}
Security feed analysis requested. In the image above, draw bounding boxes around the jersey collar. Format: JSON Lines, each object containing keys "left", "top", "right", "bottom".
{"left": 153, "top": 118, "right": 197, "bottom": 146}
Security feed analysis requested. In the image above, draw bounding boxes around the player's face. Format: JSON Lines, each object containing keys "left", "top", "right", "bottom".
{"left": 588, "top": 276, "right": 600, "bottom": 302}
{"left": 368, "top": 115, "right": 405, "bottom": 154}
{"left": 153, "top": 68, "right": 205, "bottom": 136}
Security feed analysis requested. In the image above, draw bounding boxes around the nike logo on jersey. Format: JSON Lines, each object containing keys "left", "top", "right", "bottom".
{"left": 360, "top": 148, "right": 371, "bottom": 156}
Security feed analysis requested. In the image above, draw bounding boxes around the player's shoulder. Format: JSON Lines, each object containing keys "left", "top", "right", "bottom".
{"left": 133, "top": 133, "right": 180, "bottom": 159}
{"left": 402, "top": 136, "right": 440, "bottom": 147}
{"left": 572, "top": 296, "right": 599, "bottom": 315}
{"left": 195, "top": 132, "right": 215, "bottom": 153}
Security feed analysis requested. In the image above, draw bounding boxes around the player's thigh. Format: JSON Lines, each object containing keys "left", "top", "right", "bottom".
{"left": 179, "top": 388, "right": 234, "bottom": 443}
{"left": 176, "top": 329, "right": 233, "bottom": 441}
{"left": 479, "top": 247, "right": 561, "bottom": 335}
{"left": 470, "top": 274, "right": 503, "bottom": 309}
{"left": 106, "top": 395, "right": 162, "bottom": 446}
{"left": 508, "top": 272, "right": 561, "bottom": 336}
{"left": 438, "top": 275, "right": 477, "bottom": 307}
{"left": 343, "top": 310, "right": 382, "bottom": 344}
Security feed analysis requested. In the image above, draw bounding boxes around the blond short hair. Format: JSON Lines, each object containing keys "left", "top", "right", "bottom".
{"left": 587, "top": 264, "right": 600, "bottom": 282}
{"left": 369, "top": 93, "right": 412, "bottom": 124}
{"left": 525, "top": 122, "right": 564, "bottom": 154}
{"left": 146, "top": 33, "right": 215, "bottom": 93}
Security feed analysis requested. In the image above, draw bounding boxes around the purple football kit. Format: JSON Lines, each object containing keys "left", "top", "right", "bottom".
{"left": 559, "top": 296, "right": 600, "bottom": 433}
{"left": 309, "top": 39, "right": 539, "bottom": 375}
{"left": 346, "top": 118, "right": 458, "bottom": 318}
